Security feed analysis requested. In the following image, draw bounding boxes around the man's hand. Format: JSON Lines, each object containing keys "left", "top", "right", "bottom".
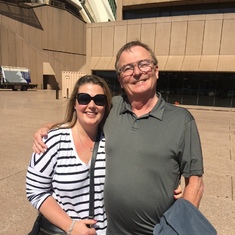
{"left": 32, "top": 124, "right": 52, "bottom": 154}
{"left": 174, "top": 184, "right": 183, "bottom": 199}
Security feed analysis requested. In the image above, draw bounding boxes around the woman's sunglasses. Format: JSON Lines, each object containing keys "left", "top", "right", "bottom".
{"left": 76, "top": 93, "right": 107, "bottom": 106}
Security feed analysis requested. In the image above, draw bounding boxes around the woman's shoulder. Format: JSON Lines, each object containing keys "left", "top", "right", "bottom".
{"left": 48, "top": 127, "right": 70, "bottom": 135}
{"left": 44, "top": 127, "right": 71, "bottom": 142}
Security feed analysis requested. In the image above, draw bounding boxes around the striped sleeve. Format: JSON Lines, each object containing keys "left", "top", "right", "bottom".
{"left": 26, "top": 129, "right": 67, "bottom": 209}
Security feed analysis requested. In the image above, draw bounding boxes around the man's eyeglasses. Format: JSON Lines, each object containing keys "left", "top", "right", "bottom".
{"left": 118, "top": 59, "right": 156, "bottom": 77}
{"left": 76, "top": 93, "right": 107, "bottom": 106}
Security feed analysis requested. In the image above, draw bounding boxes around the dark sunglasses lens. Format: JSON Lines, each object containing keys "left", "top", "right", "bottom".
{"left": 77, "top": 94, "right": 91, "bottom": 105}
{"left": 93, "top": 95, "right": 107, "bottom": 106}
{"left": 77, "top": 94, "right": 107, "bottom": 106}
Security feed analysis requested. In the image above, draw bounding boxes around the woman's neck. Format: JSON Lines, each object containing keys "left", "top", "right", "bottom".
{"left": 75, "top": 122, "right": 98, "bottom": 141}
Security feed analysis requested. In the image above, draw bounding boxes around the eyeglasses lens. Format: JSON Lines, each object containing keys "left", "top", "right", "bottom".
{"left": 120, "top": 60, "right": 153, "bottom": 76}
{"left": 77, "top": 93, "right": 107, "bottom": 106}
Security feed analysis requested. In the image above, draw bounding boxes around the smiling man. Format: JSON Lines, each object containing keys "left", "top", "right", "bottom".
{"left": 103, "top": 41, "right": 204, "bottom": 235}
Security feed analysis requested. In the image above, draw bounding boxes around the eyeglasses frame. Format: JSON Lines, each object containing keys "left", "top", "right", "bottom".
{"left": 118, "top": 59, "right": 156, "bottom": 77}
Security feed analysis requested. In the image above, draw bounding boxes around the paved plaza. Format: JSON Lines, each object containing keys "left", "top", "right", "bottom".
{"left": 0, "top": 89, "right": 234, "bottom": 235}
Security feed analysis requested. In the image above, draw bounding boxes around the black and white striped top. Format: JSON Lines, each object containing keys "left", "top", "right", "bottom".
{"left": 26, "top": 128, "right": 107, "bottom": 234}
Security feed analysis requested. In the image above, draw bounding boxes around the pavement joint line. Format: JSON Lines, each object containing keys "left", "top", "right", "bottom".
{"left": 0, "top": 169, "right": 26, "bottom": 182}
{"left": 231, "top": 176, "right": 234, "bottom": 201}
{"left": 189, "top": 108, "right": 235, "bottom": 112}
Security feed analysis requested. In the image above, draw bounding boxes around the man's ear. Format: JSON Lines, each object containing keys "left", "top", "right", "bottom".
{"left": 155, "top": 66, "right": 159, "bottom": 80}
{"left": 117, "top": 75, "right": 123, "bottom": 88}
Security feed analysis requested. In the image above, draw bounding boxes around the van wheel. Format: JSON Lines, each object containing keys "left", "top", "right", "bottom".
{"left": 21, "top": 87, "right": 27, "bottom": 91}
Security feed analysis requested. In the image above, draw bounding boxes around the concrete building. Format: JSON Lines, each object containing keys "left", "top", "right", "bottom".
{"left": 1, "top": 0, "right": 235, "bottom": 107}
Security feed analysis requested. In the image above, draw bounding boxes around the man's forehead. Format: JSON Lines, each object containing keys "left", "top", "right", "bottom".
{"left": 119, "top": 47, "right": 151, "bottom": 64}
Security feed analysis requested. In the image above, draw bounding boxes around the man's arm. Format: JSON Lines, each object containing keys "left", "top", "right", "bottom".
{"left": 32, "top": 123, "right": 54, "bottom": 153}
{"left": 182, "top": 175, "right": 204, "bottom": 208}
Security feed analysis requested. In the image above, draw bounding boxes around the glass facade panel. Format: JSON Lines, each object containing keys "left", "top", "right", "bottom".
{"left": 123, "top": 2, "right": 235, "bottom": 20}
{"left": 158, "top": 72, "right": 235, "bottom": 107}
{"left": 93, "top": 70, "right": 235, "bottom": 108}
{"left": 92, "top": 71, "right": 121, "bottom": 96}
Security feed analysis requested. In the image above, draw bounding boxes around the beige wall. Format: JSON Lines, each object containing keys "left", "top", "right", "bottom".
{"left": 1, "top": 2, "right": 235, "bottom": 88}
{"left": 87, "top": 13, "right": 235, "bottom": 73}
{"left": 0, "top": 4, "right": 86, "bottom": 88}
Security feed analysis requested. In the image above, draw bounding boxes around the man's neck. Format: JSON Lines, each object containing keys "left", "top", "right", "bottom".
{"left": 129, "top": 93, "right": 158, "bottom": 117}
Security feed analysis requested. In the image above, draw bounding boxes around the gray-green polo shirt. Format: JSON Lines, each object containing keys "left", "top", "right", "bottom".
{"left": 103, "top": 93, "right": 204, "bottom": 235}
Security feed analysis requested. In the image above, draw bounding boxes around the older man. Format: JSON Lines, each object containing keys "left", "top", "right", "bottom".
{"left": 103, "top": 41, "right": 204, "bottom": 234}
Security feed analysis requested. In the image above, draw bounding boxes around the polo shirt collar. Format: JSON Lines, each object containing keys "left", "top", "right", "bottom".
{"left": 119, "top": 92, "right": 165, "bottom": 120}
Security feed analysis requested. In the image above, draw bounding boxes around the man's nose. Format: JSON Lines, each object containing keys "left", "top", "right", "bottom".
{"left": 132, "top": 64, "right": 142, "bottom": 75}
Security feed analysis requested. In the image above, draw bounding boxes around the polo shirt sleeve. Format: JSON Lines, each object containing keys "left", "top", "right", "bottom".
{"left": 179, "top": 117, "right": 204, "bottom": 178}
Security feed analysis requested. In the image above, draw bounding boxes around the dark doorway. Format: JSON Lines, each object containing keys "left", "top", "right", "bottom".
{"left": 43, "top": 75, "right": 60, "bottom": 90}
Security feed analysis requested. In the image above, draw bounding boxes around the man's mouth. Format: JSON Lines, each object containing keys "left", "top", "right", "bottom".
{"left": 133, "top": 79, "right": 147, "bottom": 84}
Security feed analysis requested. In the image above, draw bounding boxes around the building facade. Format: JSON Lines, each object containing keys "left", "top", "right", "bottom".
{"left": 0, "top": 1, "right": 87, "bottom": 90}
{"left": 87, "top": 0, "right": 235, "bottom": 107}
{"left": 1, "top": 0, "right": 235, "bottom": 107}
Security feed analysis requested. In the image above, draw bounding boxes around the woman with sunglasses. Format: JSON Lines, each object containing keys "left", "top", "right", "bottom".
{"left": 26, "top": 75, "right": 112, "bottom": 235}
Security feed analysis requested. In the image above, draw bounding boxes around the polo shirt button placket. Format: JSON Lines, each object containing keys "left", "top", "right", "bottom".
{"left": 132, "top": 119, "right": 139, "bottom": 131}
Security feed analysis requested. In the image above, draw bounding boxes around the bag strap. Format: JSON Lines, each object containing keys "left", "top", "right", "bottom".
{"left": 88, "top": 129, "right": 101, "bottom": 220}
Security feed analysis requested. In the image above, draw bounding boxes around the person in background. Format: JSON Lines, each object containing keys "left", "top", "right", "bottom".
{"left": 26, "top": 75, "right": 112, "bottom": 235}
{"left": 32, "top": 41, "right": 203, "bottom": 235}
